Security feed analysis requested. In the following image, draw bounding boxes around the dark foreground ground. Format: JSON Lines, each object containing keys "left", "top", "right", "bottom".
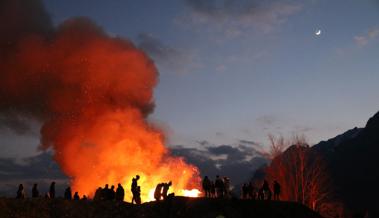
{"left": 0, "top": 196, "right": 323, "bottom": 218}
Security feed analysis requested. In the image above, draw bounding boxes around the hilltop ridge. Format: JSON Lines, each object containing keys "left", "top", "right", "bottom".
{"left": 0, "top": 197, "right": 323, "bottom": 218}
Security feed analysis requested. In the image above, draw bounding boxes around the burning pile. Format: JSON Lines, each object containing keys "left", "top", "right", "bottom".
{"left": 0, "top": 0, "right": 200, "bottom": 202}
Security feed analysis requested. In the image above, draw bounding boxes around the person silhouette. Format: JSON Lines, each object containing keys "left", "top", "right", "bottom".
{"left": 223, "top": 177, "right": 231, "bottom": 198}
{"left": 162, "top": 181, "right": 172, "bottom": 200}
{"left": 258, "top": 187, "right": 264, "bottom": 200}
{"left": 131, "top": 175, "right": 140, "bottom": 204}
{"left": 115, "top": 183, "right": 125, "bottom": 201}
{"left": 103, "top": 184, "right": 111, "bottom": 200}
{"left": 242, "top": 183, "right": 248, "bottom": 199}
{"left": 102, "top": 184, "right": 110, "bottom": 200}
{"left": 16, "top": 184, "right": 25, "bottom": 199}
{"left": 110, "top": 185, "right": 115, "bottom": 200}
{"left": 94, "top": 187, "right": 102, "bottom": 201}
{"left": 273, "top": 181, "right": 281, "bottom": 200}
{"left": 215, "top": 175, "right": 224, "bottom": 198}
{"left": 202, "top": 176, "right": 211, "bottom": 198}
{"left": 262, "top": 180, "right": 271, "bottom": 200}
{"left": 154, "top": 183, "right": 163, "bottom": 201}
{"left": 32, "top": 184, "right": 39, "bottom": 198}
{"left": 64, "top": 187, "right": 72, "bottom": 200}
{"left": 73, "top": 192, "right": 80, "bottom": 200}
{"left": 49, "top": 182, "right": 56, "bottom": 199}
{"left": 248, "top": 182, "right": 255, "bottom": 200}
{"left": 262, "top": 180, "right": 269, "bottom": 191}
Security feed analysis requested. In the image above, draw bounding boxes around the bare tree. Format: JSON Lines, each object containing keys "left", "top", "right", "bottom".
{"left": 267, "top": 134, "right": 288, "bottom": 159}
{"left": 264, "top": 135, "right": 335, "bottom": 217}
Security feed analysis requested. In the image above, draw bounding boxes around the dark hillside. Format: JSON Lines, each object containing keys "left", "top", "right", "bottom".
{"left": 329, "top": 111, "right": 379, "bottom": 214}
{"left": 0, "top": 197, "right": 323, "bottom": 218}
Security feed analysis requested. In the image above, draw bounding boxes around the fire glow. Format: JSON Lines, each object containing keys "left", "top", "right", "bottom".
{"left": 182, "top": 189, "right": 202, "bottom": 198}
{"left": 0, "top": 14, "right": 201, "bottom": 202}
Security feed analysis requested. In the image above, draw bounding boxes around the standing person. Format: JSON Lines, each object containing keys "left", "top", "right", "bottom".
{"left": 258, "top": 187, "right": 264, "bottom": 200}
{"left": 49, "top": 182, "right": 56, "bottom": 199}
{"left": 102, "top": 184, "right": 110, "bottom": 200}
{"left": 32, "top": 184, "right": 39, "bottom": 198}
{"left": 64, "top": 186, "right": 72, "bottom": 200}
{"left": 273, "top": 181, "right": 281, "bottom": 200}
{"left": 115, "top": 183, "right": 125, "bottom": 201}
{"left": 248, "top": 182, "right": 256, "bottom": 200}
{"left": 242, "top": 183, "right": 248, "bottom": 199}
{"left": 262, "top": 180, "right": 272, "bottom": 200}
{"left": 131, "top": 175, "right": 140, "bottom": 204}
{"left": 16, "top": 184, "right": 25, "bottom": 199}
{"left": 109, "top": 185, "right": 116, "bottom": 200}
{"left": 202, "top": 176, "right": 211, "bottom": 198}
{"left": 215, "top": 175, "right": 224, "bottom": 198}
{"left": 94, "top": 187, "right": 102, "bottom": 201}
{"left": 73, "top": 192, "right": 80, "bottom": 200}
{"left": 223, "top": 177, "right": 231, "bottom": 198}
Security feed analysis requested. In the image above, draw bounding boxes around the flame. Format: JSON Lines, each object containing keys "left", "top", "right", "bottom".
{"left": 182, "top": 189, "right": 202, "bottom": 198}
{"left": 148, "top": 188, "right": 156, "bottom": 201}
{"left": 55, "top": 109, "right": 201, "bottom": 203}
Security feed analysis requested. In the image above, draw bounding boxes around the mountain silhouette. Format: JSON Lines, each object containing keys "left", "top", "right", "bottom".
{"left": 317, "top": 111, "right": 379, "bottom": 216}
{"left": 253, "top": 111, "right": 379, "bottom": 217}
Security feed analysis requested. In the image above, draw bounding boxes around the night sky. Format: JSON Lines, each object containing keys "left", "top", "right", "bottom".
{"left": 0, "top": 0, "right": 378, "bottom": 185}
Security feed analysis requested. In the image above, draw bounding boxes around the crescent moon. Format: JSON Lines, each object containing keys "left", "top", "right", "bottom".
{"left": 315, "top": 30, "right": 321, "bottom": 36}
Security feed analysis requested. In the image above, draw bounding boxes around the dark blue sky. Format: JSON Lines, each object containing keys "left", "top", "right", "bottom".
{"left": 2, "top": 0, "right": 379, "bottom": 158}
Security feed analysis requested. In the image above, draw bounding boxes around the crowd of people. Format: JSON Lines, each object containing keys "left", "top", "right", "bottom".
{"left": 201, "top": 175, "right": 231, "bottom": 198}
{"left": 93, "top": 183, "right": 124, "bottom": 202}
{"left": 16, "top": 175, "right": 281, "bottom": 203}
{"left": 15, "top": 175, "right": 140, "bottom": 203}
{"left": 16, "top": 181, "right": 89, "bottom": 200}
{"left": 14, "top": 174, "right": 175, "bottom": 205}
{"left": 241, "top": 180, "right": 281, "bottom": 200}
{"left": 201, "top": 176, "right": 281, "bottom": 201}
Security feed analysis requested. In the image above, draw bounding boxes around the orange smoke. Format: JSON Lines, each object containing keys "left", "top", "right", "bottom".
{"left": 0, "top": 16, "right": 200, "bottom": 202}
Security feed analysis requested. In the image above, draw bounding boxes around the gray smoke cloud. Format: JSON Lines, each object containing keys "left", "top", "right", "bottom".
{"left": 0, "top": 0, "right": 53, "bottom": 135}
{"left": 137, "top": 32, "right": 200, "bottom": 74}
{"left": 182, "top": 0, "right": 302, "bottom": 34}
{"left": 0, "top": 0, "right": 53, "bottom": 56}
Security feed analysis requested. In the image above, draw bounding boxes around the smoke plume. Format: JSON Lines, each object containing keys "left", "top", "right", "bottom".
{"left": 0, "top": 0, "right": 199, "bottom": 200}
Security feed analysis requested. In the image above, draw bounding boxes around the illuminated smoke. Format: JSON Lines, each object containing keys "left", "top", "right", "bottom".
{"left": 0, "top": 0, "right": 200, "bottom": 201}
